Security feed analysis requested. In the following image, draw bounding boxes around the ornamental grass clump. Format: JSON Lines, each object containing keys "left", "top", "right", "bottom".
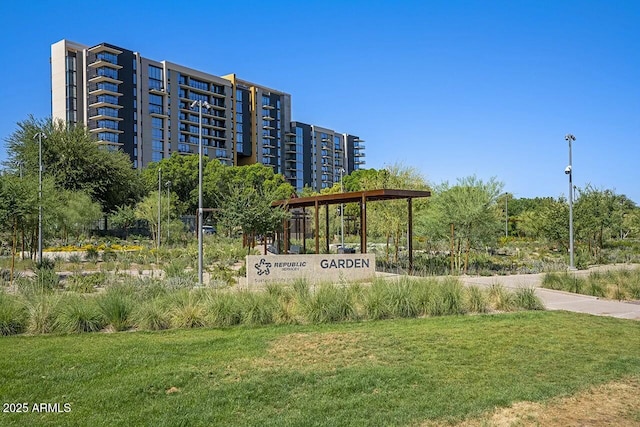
{"left": 514, "top": 287, "right": 545, "bottom": 310}
{"left": 363, "top": 280, "right": 391, "bottom": 320}
{"left": 25, "top": 293, "right": 60, "bottom": 334}
{"left": 386, "top": 277, "right": 420, "bottom": 318}
{"left": 169, "top": 290, "right": 207, "bottom": 329}
{"left": 133, "top": 298, "right": 170, "bottom": 331}
{"left": 206, "top": 292, "right": 243, "bottom": 327}
{"left": 304, "top": 284, "right": 356, "bottom": 323}
{"left": 239, "top": 291, "right": 278, "bottom": 326}
{"left": 488, "top": 284, "right": 516, "bottom": 312}
{"left": 55, "top": 295, "right": 105, "bottom": 333}
{"left": 0, "top": 291, "right": 27, "bottom": 336}
{"left": 97, "top": 285, "right": 135, "bottom": 331}
{"left": 465, "top": 285, "right": 489, "bottom": 313}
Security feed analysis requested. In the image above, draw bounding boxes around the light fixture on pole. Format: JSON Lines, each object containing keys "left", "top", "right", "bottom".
{"left": 191, "top": 99, "right": 212, "bottom": 286}
{"left": 34, "top": 132, "right": 46, "bottom": 264}
{"left": 565, "top": 133, "right": 576, "bottom": 270}
{"left": 157, "top": 167, "right": 162, "bottom": 249}
{"left": 166, "top": 180, "right": 171, "bottom": 241}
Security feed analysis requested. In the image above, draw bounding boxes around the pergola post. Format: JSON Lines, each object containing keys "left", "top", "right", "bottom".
{"left": 360, "top": 194, "right": 367, "bottom": 254}
{"left": 408, "top": 198, "right": 413, "bottom": 274}
{"left": 325, "top": 203, "right": 330, "bottom": 253}
{"left": 314, "top": 200, "right": 319, "bottom": 254}
{"left": 302, "top": 208, "right": 307, "bottom": 254}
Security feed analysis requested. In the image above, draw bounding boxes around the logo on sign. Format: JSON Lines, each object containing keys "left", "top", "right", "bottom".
{"left": 254, "top": 258, "right": 271, "bottom": 276}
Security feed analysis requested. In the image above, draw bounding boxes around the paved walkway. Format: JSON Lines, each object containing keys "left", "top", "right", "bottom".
{"left": 456, "top": 265, "right": 640, "bottom": 321}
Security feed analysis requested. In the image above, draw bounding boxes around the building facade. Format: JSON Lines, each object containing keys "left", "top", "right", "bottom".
{"left": 51, "top": 39, "right": 364, "bottom": 190}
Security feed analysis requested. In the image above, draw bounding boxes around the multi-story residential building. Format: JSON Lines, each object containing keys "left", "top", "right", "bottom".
{"left": 290, "top": 121, "right": 365, "bottom": 192}
{"left": 50, "top": 39, "right": 364, "bottom": 191}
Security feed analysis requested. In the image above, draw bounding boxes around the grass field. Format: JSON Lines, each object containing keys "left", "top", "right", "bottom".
{"left": 1, "top": 311, "right": 639, "bottom": 426}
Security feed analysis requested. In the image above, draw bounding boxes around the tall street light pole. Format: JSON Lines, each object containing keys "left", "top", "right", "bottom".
{"left": 565, "top": 134, "right": 576, "bottom": 270}
{"left": 340, "top": 167, "right": 345, "bottom": 250}
{"left": 191, "top": 99, "right": 211, "bottom": 286}
{"left": 34, "top": 132, "right": 46, "bottom": 264}
{"left": 157, "top": 167, "right": 162, "bottom": 249}
{"left": 504, "top": 193, "right": 509, "bottom": 238}
{"left": 166, "top": 180, "right": 171, "bottom": 241}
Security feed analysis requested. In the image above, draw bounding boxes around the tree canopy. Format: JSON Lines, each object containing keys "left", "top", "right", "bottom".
{"left": 4, "top": 116, "right": 143, "bottom": 213}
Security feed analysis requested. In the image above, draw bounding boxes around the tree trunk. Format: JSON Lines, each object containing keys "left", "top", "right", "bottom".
{"left": 11, "top": 218, "right": 17, "bottom": 285}
{"left": 464, "top": 238, "right": 470, "bottom": 274}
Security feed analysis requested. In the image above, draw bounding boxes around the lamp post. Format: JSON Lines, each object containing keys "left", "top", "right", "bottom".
{"left": 340, "top": 167, "right": 345, "bottom": 250}
{"left": 166, "top": 180, "right": 171, "bottom": 241}
{"left": 504, "top": 193, "right": 509, "bottom": 238}
{"left": 191, "top": 99, "right": 211, "bottom": 286}
{"left": 157, "top": 167, "right": 162, "bottom": 249}
{"left": 565, "top": 134, "right": 576, "bottom": 270}
{"left": 34, "top": 132, "right": 46, "bottom": 264}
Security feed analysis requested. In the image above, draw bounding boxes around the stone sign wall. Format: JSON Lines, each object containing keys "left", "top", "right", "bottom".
{"left": 246, "top": 254, "right": 376, "bottom": 285}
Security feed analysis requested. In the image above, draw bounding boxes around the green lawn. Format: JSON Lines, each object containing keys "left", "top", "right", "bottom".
{"left": 1, "top": 311, "right": 639, "bottom": 426}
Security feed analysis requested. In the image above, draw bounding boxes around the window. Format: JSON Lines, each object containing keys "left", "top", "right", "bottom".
{"left": 97, "top": 67, "right": 118, "bottom": 79}
{"left": 148, "top": 65, "right": 163, "bottom": 81}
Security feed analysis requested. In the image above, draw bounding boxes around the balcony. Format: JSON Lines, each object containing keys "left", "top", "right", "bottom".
{"left": 261, "top": 103, "right": 275, "bottom": 110}
{"left": 88, "top": 75, "right": 122, "bottom": 85}
{"left": 88, "top": 59, "right": 122, "bottom": 70}
{"left": 149, "top": 87, "right": 166, "bottom": 96}
{"left": 262, "top": 115, "right": 274, "bottom": 121}
{"left": 89, "top": 88, "right": 122, "bottom": 97}
{"left": 88, "top": 44, "right": 122, "bottom": 55}
{"left": 89, "top": 126, "right": 123, "bottom": 134}
{"left": 88, "top": 100, "right": 122, "bottom": 109}
{"left": 262, "top": 124, "right": 274, "bottom": 130}
{"left": 89, "top": 114, "right": 123, "bottom": 122}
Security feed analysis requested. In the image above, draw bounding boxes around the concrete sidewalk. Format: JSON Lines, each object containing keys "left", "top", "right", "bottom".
{"left": 457, "top": 267, "right": 640, "bottom": 321}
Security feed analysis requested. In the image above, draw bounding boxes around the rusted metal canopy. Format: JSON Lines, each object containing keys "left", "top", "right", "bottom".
{"left": 273, "top": 189, "right": 431, "bottom": 273}
{"left": 272, "top": 189, "right": 431, "bottom": 208}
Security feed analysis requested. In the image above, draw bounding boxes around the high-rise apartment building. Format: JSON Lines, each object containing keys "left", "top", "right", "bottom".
{"left": 51, "top": 39, "right": 364, "bottom": 190}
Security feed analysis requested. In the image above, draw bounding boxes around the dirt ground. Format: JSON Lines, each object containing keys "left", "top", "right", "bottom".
{"left": 433, "top": 376, "right": 640, "bottom": 427}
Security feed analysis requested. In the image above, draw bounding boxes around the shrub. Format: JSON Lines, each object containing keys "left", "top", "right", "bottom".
{"left": 68, "top": 254, "right": 82, "bottom": 264}
{"left": 85, "top": 247, "right": 99, "bottom": 262}
{"left": 66, "top": 272, "right": 107, "bottom": 293}
{"left": 163, "top": 258, "right": 191, "bottom": 279}
{"left": 36, "top": 258, "right": 56, "bottom": 270}
{"left": 0, "top": 291, "right": 27, "bottom": 335}
{"left": 55, "top": 296, "right": 105, "bottom": 333}
{"left": 514, "top": 288, "right": 545, "bottom": 310}
{"left": 36, "top": 267, "right": 60, "bottom": 291}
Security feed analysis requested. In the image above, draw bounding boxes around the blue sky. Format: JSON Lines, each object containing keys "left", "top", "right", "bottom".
{"left": 1, "top": 0, "right": 638, "bottom": 202}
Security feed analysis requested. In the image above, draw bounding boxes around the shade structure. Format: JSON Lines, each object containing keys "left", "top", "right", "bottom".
{"left": 272, "top": 189, "right": 431, "bottom": 273}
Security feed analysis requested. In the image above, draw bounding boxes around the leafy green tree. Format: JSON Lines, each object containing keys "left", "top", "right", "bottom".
{"left": 50, "top": 189, "right": 103, "bottom": 244}
{"left": 421, "top": 176, "right": 503, "bottom": 273}
{"left": 574, "top": 186, "right": 635, "bottom": 256}
{"left": 4, "top": 116, "right": 143, "bottom": 213}
{"left": 517, "top": 197, "right": 569, "bottom": 248}
{"left": 109, "top": 205, "right": 138, "bottom": 240}
{"left": 355, "top": 164, "right": 430, "bottom": 261}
